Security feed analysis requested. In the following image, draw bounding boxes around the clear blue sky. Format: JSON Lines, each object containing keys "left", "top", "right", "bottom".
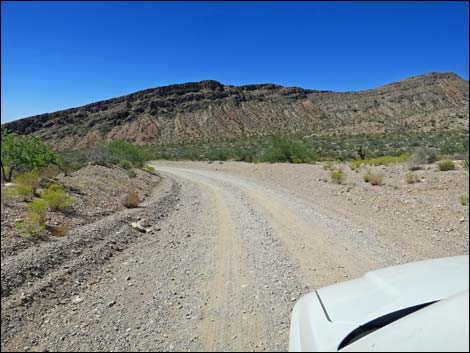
{"left": 1, "top": 1, "right": 469, "bottom": 123}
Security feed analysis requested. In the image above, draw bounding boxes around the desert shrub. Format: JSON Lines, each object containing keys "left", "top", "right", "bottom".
{"left": 61, "top": 145, "right": 120, "bottom": 170}
{"left": 148, "top": 130, "right": 468, "bottom": 165}
{"left": 407, "top": 147, "right": 438, "bottom": 170}
{"left": 123, "top": 190, "right": 140, "bottom": 208}
{"left": 60, "top": 140, "right": 152, "bottom": 172}
{"left": 15, "top": 199, "right": 49, "bottom": 239}
{"left": 1, "top": 187, "right": 16, "bottom": 205}
{"left": 323, "top": 161, "right": 334, "bottom": 170}
{"left": 330, "top": 168, "right": 345, "bottom": 184}
{"left": 406, "top": 172, "right": 419, "bottom": 184}
{"left": 233, "top": 148, "right": 256, "bottom": 163}
{"left": 27, "top": 199, "right": 49, "bottom": 220}
{"left": 437, "top": 160, "right": 456, "bottom": 171}
{"left": 460, "top": 196, "right": 469, "bottom": 206}
{"left": 259, "top": 137, "right": 314, "bottom": 163}
{"left": 51, "top": 223, "right": 69, "bottom": 237}
{"left": 15, "top": 172, "right": 40, "bottom": 196}
{"left": 206, "top": 149, "right": 229, "bottom": 161}
{"left": 15, "top": 183, "right": 34, "bottom": 201}
{"left": 41, "top": 184, "right": 75, "bottom": 212}
{"left": 16, "top": 213, "right": 45, "bottom": 239}
{"left": 126, "top": 169, "right": 137, "bottom": 178}
{"left": 118, "top": 160, "right": 133, "bottom": 170}
{"left": 364, "top": 172, "right": 384, "bottom": 185}
{"left": 107, "top": 140, "right": 151, "bottom": 168}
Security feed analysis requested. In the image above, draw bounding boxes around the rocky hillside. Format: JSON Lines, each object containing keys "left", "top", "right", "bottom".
{"left": 3, "top": 72, "right": 469, "bottom": 149}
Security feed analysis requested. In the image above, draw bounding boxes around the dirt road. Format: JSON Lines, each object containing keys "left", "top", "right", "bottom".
{"left": 2, "top": 161, "right": 468, "bottom": 352}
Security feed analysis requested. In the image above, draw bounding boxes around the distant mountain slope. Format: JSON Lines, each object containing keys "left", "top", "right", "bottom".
{"left": 3, "top": 72, "right": 468, "bottom": 149}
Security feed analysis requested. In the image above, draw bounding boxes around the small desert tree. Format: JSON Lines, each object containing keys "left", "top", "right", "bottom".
{"left": 1, "top": 128, "right": 60, "bottom": 182}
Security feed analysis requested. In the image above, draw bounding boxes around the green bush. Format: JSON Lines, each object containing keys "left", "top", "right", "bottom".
{"left": 259, "top": 137, "right": 314, "bottom": 163}
{"left": 149, "top": 130, "right": 468, "bottom": 165}
{"left": 15, "top": 184, "right": 34, "bottom": 201}
{"left": 15, "top": 172, "right": 40, "bottom": 196}
{"left": 118, "top": 160, "right": 133, "bottom": 170}
{"left": 206, "top": 149, "right": 229, "bottom": 161}
{"left": 437, "top": 160, "right": 456, "bottom": 171}
{"left": 107, "top": 140, "right": 151, "bottom": 168}
{"left": 330, "top": 168, "right": 345, "bottom": 184}
{"left": 15, "top": 199, "right": 49, "bottom": 239}
{"left": 41, "top": 184, "right": 75, "bottom": 212}
{"left": 16, "top": 213, "right": 45, "bottom": 239}
{"left": 27, "top": 199, "right": 49, "bottom": 219}
{"left": 60, "top": 140, "right": 153, "bottom": 173}
{"left": 460, "top": 196, "right": 469, "bottom": 206}
{"left": 406, "top": 172, "right": 419, "bottom": 184}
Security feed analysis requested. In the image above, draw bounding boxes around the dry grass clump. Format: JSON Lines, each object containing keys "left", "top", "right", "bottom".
{"left": 364, "top": 172, "right": 384, "bottom": 186}
{"left": 123, "top": 190, "right": 140, "bottom": 208}
{"left": 51, "top": 223, "right": 70, "bottom": 237}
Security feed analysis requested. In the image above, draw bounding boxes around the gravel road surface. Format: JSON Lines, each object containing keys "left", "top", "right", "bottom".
{"left": 2, "top": 161, "right": 467, "bottom": 352}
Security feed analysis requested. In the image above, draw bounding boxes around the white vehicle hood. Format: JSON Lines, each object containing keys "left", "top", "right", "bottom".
{"left": 317, "top": 255, "right": 469, "bottom": 325}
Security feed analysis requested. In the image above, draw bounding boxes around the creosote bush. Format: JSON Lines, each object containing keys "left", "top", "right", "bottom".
{"left": 15, "top": 184, "right": 34, "bottom": 201}
{"left": 16, "top": 172, "right": 40, "bottom": 194}
{"left": 15, "top": 199, "right": 49, "bottom": 239}
{"left": 41, "top": 184, "right": 75, "bottom": 212}
{"left": 437, "top": 160, "right": 456, "bottom": 171}
{"left": 406, "top": 172, "right": 419, "bottom": 184}
{"left": 14, "top": 172, "right": 40, "bottom": 201}
{"left": 330, "top": 168, "right": 345, "bottom": 184}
